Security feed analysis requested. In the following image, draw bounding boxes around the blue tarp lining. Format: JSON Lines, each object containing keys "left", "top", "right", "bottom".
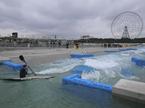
{"left": 2, "top": 60, "right": 23, "bottom": 70}
{"left": 131, "top": 56, "right": 145, "bottom": 67}
{"left": 119, "top": 48, "right": 137, "bottom": 51}
{"left": 63, "top": 74, "right": 112, "bottom": 92}
{"left": 71, "top": 65, "right": 95, "bottom": 74}
{"left": 104, "top": 48, "right": 136, "bottom": 53}
{"left": 70, "top": 53, "right": 95, "bottom": 58}
{"left": 104, "top": 50, "right": 119, "bottom": 53}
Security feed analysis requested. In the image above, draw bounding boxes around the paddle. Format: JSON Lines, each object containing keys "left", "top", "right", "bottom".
{"left": 19, "top": 55, "right": 37, "bottom": 76}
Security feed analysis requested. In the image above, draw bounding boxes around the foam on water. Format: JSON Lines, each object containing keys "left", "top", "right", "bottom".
{"left": 34, "top": 47, "right": 145, "bottom": 84}
{"left": 81, "top": 70, "right": 101, "bottom": 81}
{"left": 84, "top": 58, "right": 119, "bottom": 69}
{"left": 81, "top": 69, "right": 119, "bottom": 84}
{"left": 81, "top": 48, "right": 145, "bottom": 84}
{"left": 37, "top": 59, "right": 83, "bottom": 74}
{"left": 119, "top": 72, "right": 139, "bottom": 80}
{"left": 37, "top": 64, "right": 78, "bottom": 74}
{"left": 84, "top": 53, "right": 127, "bottom": 69}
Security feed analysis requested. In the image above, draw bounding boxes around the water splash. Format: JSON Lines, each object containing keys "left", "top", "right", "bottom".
{"left": 84, "top": 53, "right": 126, "bottom": 69}
{"left": 81, "top": 70, "right": 101, "bottom": 81}
{"left": 81, "top": 49, "right": 144, "bottom": 84}
{"left": 81, "top": 69, "right": 118, "bottom": 84}
{"left": 37, "top": 59, "right": 83, "bottom": 74}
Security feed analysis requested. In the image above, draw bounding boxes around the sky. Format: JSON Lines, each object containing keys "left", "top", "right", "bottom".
{"left": 0, "top": 0, "right": 144, "bottom": 39}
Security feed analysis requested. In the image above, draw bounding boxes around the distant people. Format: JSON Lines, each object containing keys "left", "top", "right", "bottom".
{"left": 75, "top": 43, "right": 79, "bottom": 49}
{"left": 53, "top": 41, "right": 56, "bottom": 47}
{"left": 104, "top": 43, "right": 107, "bottom": 48}
{"left": 58, "top": 41, "right": 61, "bottom": 47}
{"left": 20, "top": 65, "right": 28, "bottom": 78}
{"left": 50, "top": 41, "right": 53, "bottom": 47}
{"left": 66, "top": 42, "right": 69, "bottom": 48}
{"left": 108, "top": 43, "right": 111, "bottom": 47}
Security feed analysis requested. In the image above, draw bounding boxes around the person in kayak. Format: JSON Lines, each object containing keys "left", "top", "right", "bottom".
{"left": 19, "top": 65, "right": 28, "bottom": 78}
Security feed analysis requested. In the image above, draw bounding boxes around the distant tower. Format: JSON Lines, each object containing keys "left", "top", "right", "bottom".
{"left": 122, "top": 26, "right": 130, "bottom": 39}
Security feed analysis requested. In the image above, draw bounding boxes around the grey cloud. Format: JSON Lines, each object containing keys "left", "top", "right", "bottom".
{"left": 0, "top": 0, "right": 144, "bottom": 38}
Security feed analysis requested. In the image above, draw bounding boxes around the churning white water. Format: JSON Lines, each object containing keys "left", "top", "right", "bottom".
{"left": 81, "top": 48, "right": 145, "bottom": 84}
{"left": 84, "top": 58, "right": 119, "bottom": 69}
{"left": 34, "top": 47, "right": 145, "bottom": 84}
{"left": 37, "top": 59, "right": 83, "bottom": 74}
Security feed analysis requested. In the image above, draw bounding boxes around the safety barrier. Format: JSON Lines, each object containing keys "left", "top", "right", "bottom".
{"left": 104, "top": 50, "right": 119, "bottom": 53}
{"left": 2, "top": 60, "right": 23, "bottom": 70}
{"left": 63, "top": 74, "right": 112, "bottom": 92}
{"left": 70, "top": 53, "right": 95, "bottom": 58}
{"left": 131, "top": 56, "right": 145, "bottom": 67}
{"left": 119, "top": 48, "right": 137, "bottom": 51}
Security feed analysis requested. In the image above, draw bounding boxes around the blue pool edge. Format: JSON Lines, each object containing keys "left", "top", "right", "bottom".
{"left": 63, "top": 74, "right": 112, "bottom": 92}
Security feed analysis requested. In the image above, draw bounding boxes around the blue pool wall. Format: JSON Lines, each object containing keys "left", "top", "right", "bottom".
{"left": 131, "top": 56, "right": 145, "bottom": 67}
{"left": 119, "top": 48, "right": 137, "bottom": 51}
{"left": 70, "top": 53, "right": 95, "bottom": 58}
{"left": 104, "top": 48, "right": 137, "bottom": 53}
{"left": 63, "top": 74, "right": 112, "bottom": 92}
{"left": 2, "top": 60, "right": 23, "bottom": 70}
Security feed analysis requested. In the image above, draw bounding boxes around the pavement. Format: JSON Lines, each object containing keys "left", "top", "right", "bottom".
{"left": 113, "top": 79, "right": 145, "bottom": 104}
{"left": 0, "top": 47, "right": 108, "bottom": 65}
{"left": 0, "top": 47, "right": 106, "bottom": 59}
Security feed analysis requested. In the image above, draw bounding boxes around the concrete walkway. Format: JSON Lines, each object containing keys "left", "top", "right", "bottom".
{"left": 0, "top": 47, "right": 108, "bottom": 65}
{"left": 0, "top": 47, "right": 106, "bottom": 59}
{"left": 0, "top": 56, "right": 10, "bottom": 62}
{"left": 113, "top": 79, "right": 145, "bottom": 104}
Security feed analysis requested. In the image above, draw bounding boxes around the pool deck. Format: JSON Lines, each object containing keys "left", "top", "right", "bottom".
{"left": 0, "top": 46, "right": 138, "bottom": 58}
{"left": 0, "top": 47, "right": 107, "bottom": 64}
{"left": 113, "top": 79, "right": 145, "bottom": 104}
{"left": 0, "top": 46, "right": 139, "bottom": 65}
{"left": 0, "top": 47, "right": 106, "bottom": 58}
{"left": 0, "top": 56, "right": 10, "bottom": 62}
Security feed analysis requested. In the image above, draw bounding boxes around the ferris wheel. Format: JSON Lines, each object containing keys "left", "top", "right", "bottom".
{"left": 111, "top": 11, "right": 143, "bottom": 39}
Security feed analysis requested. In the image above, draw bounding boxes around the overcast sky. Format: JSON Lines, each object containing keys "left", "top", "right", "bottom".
{"left": 0, "top": 0, "right": 144, "bottom": 39}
